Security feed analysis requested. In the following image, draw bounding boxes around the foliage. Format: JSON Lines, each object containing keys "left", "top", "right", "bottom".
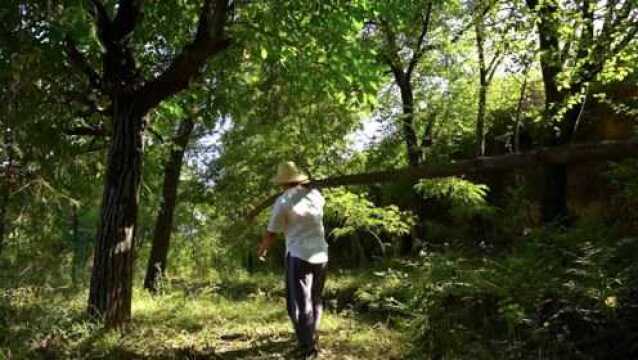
{"left": 1, "top": 0, "right": 638, "bottom": 356}
{"left": 324, "top": 188, "right": 414, "bottom": 241}
{"left": 415, "top": 177, "right": 495, "bottom": 218}
{"left": 606, "top": 159, "right": 638, "bottom": 230}
{"left": 607, "top": 159, "right": 638, "bottom": 205}
{"left": 408, "top": 220, "right": 638, "bottom": 359}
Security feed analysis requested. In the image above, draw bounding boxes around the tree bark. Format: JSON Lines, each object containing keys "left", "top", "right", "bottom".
{"left": 395, "top": 74, "right": 426, "bottom": 254}
{"left": 513, "top": 66, "right": 530, "bottom": 153}
{"left": 88, "top": 99, "right": 145, "bottom": 325}
{"left": 0, "top": 185, "right": 8, "bottom": 255}
{"left": 0, "top": 128, "right": 10, "bottom": 254}
{"left": 70, "top": 0, "right": 229, "bottom": 327}
{"left": 380, "top": 5, "right": 434, "bottom": 254}
{"left": 542, "top": 163, "right": 568, "bottom": 224}
{"left": 246, "top": 140, "right": 638, "bottom": 221}
{"left": 70, "top": 205, "right": 80, "bottom": 284}
{"left": 396, "top": 76, "right": 421, "bottom": 167}
{"left": 144, "top": 117, "right": 194, "bottom": 292}
{"left": 476, "top": 83, "right": 487, "bottom": 156}
{"left": 475, "top": 20, "right": 487, "bottom": 157}
{"left": 0, "top": 81, "right": 17, "bottom": 256}
{"left": 526, "top": 0, "right": 573, "bottom": 225}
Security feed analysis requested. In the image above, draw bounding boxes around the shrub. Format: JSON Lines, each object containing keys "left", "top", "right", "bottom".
{"left": 408, "top": 220, "right": 638, "bottom": 359}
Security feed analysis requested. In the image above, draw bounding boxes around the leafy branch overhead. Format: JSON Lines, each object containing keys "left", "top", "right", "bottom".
{"left": 64, "top": 0, "right": 231, "bottom": 122}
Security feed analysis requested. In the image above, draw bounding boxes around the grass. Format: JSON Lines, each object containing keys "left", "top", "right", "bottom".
{"left": 0, "top": 267, "right": 411, "bottom": 359}
{"left": 4, "top": 223, "right": 636, "bottom": 359}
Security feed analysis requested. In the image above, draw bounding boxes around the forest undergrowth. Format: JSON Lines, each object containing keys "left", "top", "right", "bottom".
{"left": 3, "top": 218, "right": 637, "bottom": 360}
{"left": 0, "top": 266, "right": 409, "bottom": 360}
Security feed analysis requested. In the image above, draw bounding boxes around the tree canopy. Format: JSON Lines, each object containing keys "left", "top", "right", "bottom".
{"left": 1, "top": 0, "right": 638, "bottom": 358}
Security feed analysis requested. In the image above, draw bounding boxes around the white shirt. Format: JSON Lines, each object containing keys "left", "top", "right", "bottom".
{"left": 267, "top": 185, "right": 328, "bottom": 264}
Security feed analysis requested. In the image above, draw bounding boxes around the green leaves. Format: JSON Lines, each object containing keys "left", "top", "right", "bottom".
{"left": 415, "top": 177, "right": 495, "bottom": 218}
{"left": 324, "top": 188, "right": 414, "bottom": 239}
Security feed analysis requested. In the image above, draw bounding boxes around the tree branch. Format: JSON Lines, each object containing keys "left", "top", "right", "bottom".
{"left": 111, "top": 0, "right": 144, "bottom": 41}
{"left": 74, "top": 103, "right": 112, "bottom": 119}
{"left": 138, "top": 0, "right": 230, "bottom": 114}
{"left": 609, "top": 20, "right": 638, "bottom": 56}
{"left": 576, "top": 0, "right": 594, "bottom": 59}
{"left": 380, "top": 18, "right": 405, "bottom": 72}
{"left": 87, "top": 0, "right": 112, "bottom": 47}
{"left": 147, "top": 126, "right": 164, "bottom": 144}
{"left": 64, "top": 36, "right": 103, "bottom": 91}
{"left": 451, "top": 0, "right": 495, "bottom": 43}
{"left": 64, "top": 125, "right": 108, "bottom": 137}
{"left": 571, "top": 14, "right": 638, "bottom": 92}
{"left": 486, "top": 50, "right": 502, "bottom": 83}
{"left": 406, "top": 1, "right": 433, "bottom": 78}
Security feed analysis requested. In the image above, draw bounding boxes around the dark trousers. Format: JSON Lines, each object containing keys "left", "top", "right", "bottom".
{"left": 285, "top": 254, "right": 327, "bottom": 349}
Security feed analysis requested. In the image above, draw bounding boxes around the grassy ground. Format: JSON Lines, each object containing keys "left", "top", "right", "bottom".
{"left": 1, "top": 268, "right": 411, "bottom": 359}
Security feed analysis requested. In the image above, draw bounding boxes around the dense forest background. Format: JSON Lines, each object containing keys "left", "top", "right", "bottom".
{"left": 1, "top": 0, "right": 637, "bottom": 359}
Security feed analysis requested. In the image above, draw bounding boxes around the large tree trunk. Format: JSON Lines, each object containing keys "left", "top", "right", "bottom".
{"left": 88, "top": 99, "right": 145, "bottom": 326}
{"left": 526, "top": 0, "right": 583, "bottom": 225}
{"left": 144, "top": 118, "right": 194, "bottom": 292}
{"left": 246, "top": 140, "right": 638, "bottom": 221}
{"left": 529, "top": 0, "right": 566, "bottom": 224}
{"left": 540, "top": 104, "right": 584, "bottom": 223}
{"left": 70, "top": 0, "right": 229, "bottom": 328}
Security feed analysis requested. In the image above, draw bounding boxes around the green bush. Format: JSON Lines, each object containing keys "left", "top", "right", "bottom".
{"left": 408, "top": 220, "right": 638, "bottom": 359}
{"left": 606, "top": 159, "right": 638, "bottom": 231}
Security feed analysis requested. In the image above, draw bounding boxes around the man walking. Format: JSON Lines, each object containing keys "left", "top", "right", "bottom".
{"left": 257, "top": 161, "right": 328, "bottom": 359}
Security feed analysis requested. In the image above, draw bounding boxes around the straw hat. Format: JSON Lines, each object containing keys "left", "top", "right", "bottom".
{"left": 272, "top": 161, "right": 310, "bottom": 185}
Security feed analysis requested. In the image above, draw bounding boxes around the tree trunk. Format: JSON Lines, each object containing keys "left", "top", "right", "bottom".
{"left": 70, "top": 205, "right": 80, "bottom": 284}
{"left": 397, "top": 78, "right": 420, "bottom": 167}
{"left": 513, "top": 67, "right": 530, "bottom": 154}
{"left": 88, "top": 99, "right": 145, "bottom": 326}
{"left": 540, "top": 104, "right": 583, "bottom": 223}
{"left": 526, "top": 0, "right": 574, "bottom": 225}
{"left": 144, "top": 117, "right": 194, "bottom": 292}
{"left": 246, "top": 140, "right": 638, "bottom": 221}
{"left": 72, "top": 0, "right": 229, "bottom": 328}
{"left": 0, "top": 129, "right": 6, "bottom": 254}
{"left": 475, "top": 20, "right": 487, "bottom": 157}
{"left": 0, "top": 127, "right": 9, "bottom": 254}
{"left": 396, "top": 76, "right": 426, "bottom": 254}
{"left": 541, "top": 163, "right": 569, "bottom": 224}
{"left": 476, "top": 83, "right": 487, "bottom": 156}
{"left": 0, "top": 188, "right": 8, "bottom": 255}
{"left": 0, "top": 83, "right": 17, "bottom": 256}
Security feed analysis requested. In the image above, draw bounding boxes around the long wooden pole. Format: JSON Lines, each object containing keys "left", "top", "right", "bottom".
{"left": 246, "top": 140, "right": 638, "bottom": 221}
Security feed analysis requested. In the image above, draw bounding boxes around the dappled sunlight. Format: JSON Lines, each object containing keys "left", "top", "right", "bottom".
{"left": 3, "top": 0, "right": 638, "bottom": 358}
{"left": 1, "top": 270, "right": 409, "bottom": 359}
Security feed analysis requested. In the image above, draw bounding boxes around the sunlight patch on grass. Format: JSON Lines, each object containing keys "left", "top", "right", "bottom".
{"left": 3, "top": 269, "right": 409, "bottom": 359}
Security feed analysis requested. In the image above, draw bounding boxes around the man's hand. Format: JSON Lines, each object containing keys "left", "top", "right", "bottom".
{"left": 257, "top": 231, "right": 276, "bottom": 261}
{"left": 257, "top": 243, "right": 268, "bottom": 260}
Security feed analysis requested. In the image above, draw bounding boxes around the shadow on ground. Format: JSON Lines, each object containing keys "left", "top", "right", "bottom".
{"left": 215, "top": 335, "right": 297, "bottom": 360}
{"left": 82, "top": 334, "right": 297, "bottom": 360}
